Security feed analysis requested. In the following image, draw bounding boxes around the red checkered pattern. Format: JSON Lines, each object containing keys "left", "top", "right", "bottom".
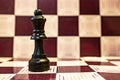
{"left": 0, "top": 57, "right": 120, "bottom": 80}
{"left": 0, "top": 0, "right": 120, "bottom": 59}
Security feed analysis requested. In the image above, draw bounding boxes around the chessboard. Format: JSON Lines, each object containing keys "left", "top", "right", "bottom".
{"left": 0, "top": 57, "right": 120, "bottom": 80}
{"left": 0, "top": 0, "right": 120, "bottom": 59}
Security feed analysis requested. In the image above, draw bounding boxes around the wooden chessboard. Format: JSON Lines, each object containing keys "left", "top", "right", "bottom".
{"left": 0, "top": 0, "right": 120, "bottom": 59}
{"left": 0, "top": 57, "right": 120, "bottom": 80}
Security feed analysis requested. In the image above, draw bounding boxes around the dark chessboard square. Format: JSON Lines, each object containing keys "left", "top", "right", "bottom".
{"left": 59, "top": 16, "right": 78, "bottom": 36}
{"left": 12, "top": 74, "right": 56, "bottom": 80}
{"left": 0, "top": 0, "right": 14, "bottom": 14}
{"left": 44, "top": 38, "right": 57, "bottom": 57}
{"left": 80, "top": 0, "right": 99, "bottom": 14}
{"left": 86, "top": 62, "right": 116, "bottom": 66}
{"left": 57, "top": 66, "right": 94, "bottom": 73}
{"left": 38, "top": 0, "right": 57, "bottom": 14}
{"left": 15, "top": 16, "right": 32, "bottom": 36}
{"left": 107, "top": 59, "right": 120, "bottom": 61}
{"left": 98, "top": 73, "right": 120, "bottom": 80}
{"left": 80, "top": 38, "right": 101, "bottom": 57}
{"left": 0, "top": 37, "right": 13, "bottom": 57}
{"left": 50, "top": 62, "right": 57, "bottom": 66}
{"left": 102, "top": 16, "right": 120, "bottom": 36}
{"left": 0, "top": 67, "right": 22, "bottom": 73}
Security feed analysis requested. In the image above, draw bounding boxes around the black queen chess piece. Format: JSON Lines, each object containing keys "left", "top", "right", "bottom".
{"left": 29, "top": 9, "right": 50, "bottom": 72}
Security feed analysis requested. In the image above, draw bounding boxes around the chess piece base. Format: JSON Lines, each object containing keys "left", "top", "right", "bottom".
{"left": 29, "top": 55, "right": 50, "bottom": 72}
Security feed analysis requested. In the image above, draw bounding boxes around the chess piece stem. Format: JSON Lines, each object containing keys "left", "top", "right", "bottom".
{"left": 32, "top": 40, "right": 44, "bottom": 58}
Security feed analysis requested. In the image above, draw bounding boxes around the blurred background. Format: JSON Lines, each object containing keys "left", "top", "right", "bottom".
{"left": 0, "top": 0, "right": 120, "bottom": 59}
